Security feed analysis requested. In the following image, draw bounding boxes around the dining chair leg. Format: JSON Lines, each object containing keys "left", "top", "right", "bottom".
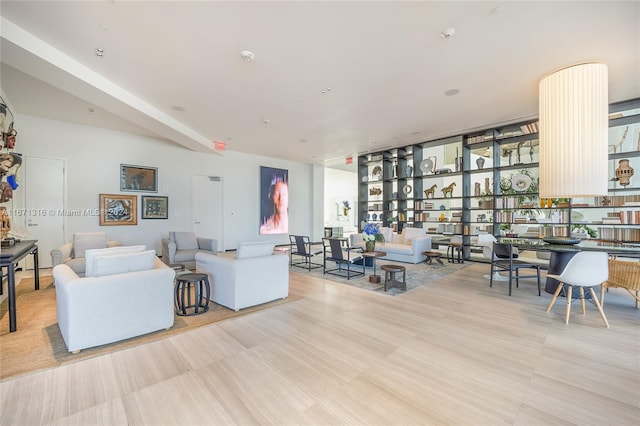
{"left": 565, "top": 285, "right": 573, "bottom": 324}
{"left": 546, "top": 282, "right": 564, "bottom": 312}
{"left": 589, "top": 288, "right": 610, "bottom": 328}
{"left": 600, "top": 286, "right": 606, "bottom": 306}
{"left": 579, "top": 287, "right": 586, "bottom": 315}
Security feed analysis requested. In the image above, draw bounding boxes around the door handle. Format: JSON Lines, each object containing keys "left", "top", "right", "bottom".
{"left": 27, "top": 223, "right": 38, "bottom": 226}
{"left": 194, "top": 221, "right": 201, "bottom": 224}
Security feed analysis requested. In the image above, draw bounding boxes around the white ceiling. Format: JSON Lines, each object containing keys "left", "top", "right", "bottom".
{"left": 1, "top": 1, "right": 639, "bottom": 172}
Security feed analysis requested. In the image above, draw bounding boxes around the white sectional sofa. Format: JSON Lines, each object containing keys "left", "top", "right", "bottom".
{"left": 350, "top": 227, "right": 432, "bottom": 264}
{"left": 53, "top": 245, "right": 176, "bottom": 353}
{"left": 195, "top": 241, "right": 289, "bottom": 311}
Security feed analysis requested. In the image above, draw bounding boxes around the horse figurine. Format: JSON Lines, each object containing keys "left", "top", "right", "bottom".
{"left": 441, "top": 182, "right": 456, "bottom": 198}
{"left": 423, "top": 184, "right": 437, "bottom": 199}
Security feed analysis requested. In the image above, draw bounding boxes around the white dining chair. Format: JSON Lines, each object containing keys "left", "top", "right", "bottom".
{"left": 545, "top": 251, "right": 610, "bottom": 327}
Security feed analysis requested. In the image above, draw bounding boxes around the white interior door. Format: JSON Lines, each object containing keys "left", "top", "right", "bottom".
{"left": 192, "top": 174, "right": 223, "bottom": 251}
{"left": 24, "top": 156, "right": 65, "bottom": 268}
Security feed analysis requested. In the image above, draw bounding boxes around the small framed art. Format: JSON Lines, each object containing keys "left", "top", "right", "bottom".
{"left": 141, "top": 195, "right": 168, "bottom": 219}
{"left": 99, "top": 194, "right": 137, "bottom": 226}
{"left": 120, "top": 164, "right": 158, "bottom": 192}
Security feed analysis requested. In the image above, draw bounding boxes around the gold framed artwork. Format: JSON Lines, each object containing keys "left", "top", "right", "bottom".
{"left": 120, "top": 164, "right": 158, "bottom": 192}
{"left": 141, "top": 195, "right": 168, "bottom": 219}
{"left": 99, "top": 193, "right": 137, "bottom": 226}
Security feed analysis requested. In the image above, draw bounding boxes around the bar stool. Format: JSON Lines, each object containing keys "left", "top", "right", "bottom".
{"left": 447, "top": 236, "right": 463, "bottom": 263}
{"left": 175, "top": 273, "right": 210, "bottom": 316}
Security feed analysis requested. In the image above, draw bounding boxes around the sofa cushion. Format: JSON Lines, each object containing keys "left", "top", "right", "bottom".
{"left": 91, "top": 250, "right": 156, "bottom": 277}
{"left": 392, "top": 234, "right": 404, "bottom": 244}
{"left": 380, "top": 243, "right": 413, "bottom": 255}
{"left": 85, "top": 245, "right": 147, "bottom": 277}
{"left": 236, "top": 241, "right": 275, "bottom": 259}
{"left": 73, "top": 232, "right": 107, "bottom": 258}
{"left": 403, "top": 227, "right": 425, "bottom": 245}
{"left": 173, "top": 232, "right": 199, "bottom": 250}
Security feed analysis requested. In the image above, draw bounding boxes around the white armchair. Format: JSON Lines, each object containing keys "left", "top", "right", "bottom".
{"left": 195, "top": 241, "right": 289, "bottom": 311}
{"left": 50, "top": 232, "right": 120, "bottom": 276}
{"left": 161, "top": 231, "right": 217, "bottom": 270}
{"left": 53, "top": 246, "right": 175, "bottom": 353}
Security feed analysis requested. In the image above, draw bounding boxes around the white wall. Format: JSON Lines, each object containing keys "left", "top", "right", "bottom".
{"left": 9, "top": 114, "right": 322, "bottom": 254}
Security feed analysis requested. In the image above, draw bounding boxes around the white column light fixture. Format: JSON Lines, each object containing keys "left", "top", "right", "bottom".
{"left": 538, "top": 62, "right": 609, "bottom": 198}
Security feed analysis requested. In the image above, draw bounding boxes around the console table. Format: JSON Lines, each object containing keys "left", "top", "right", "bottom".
{"left": 1, "top": 240, "right": 40, "bottom": 332}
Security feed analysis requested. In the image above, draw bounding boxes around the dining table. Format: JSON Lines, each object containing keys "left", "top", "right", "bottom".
{"left": 500, "top": 238, "right": 640, "bottom": 295}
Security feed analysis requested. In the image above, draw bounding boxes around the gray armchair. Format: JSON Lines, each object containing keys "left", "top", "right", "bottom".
{"left": 161, "top": 231, "right": 217, "bottom": 270}
{"left": 50, "top": 232, "right": 120, "bottom": 276}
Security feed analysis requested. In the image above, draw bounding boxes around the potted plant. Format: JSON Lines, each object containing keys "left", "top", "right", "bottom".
{"left": 362, "top": 222, "right": 385, "bottom": 252}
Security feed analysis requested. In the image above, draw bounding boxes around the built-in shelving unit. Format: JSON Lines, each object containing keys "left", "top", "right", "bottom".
{"left": 358, "top": 98, "right": 640, "bottom": 258}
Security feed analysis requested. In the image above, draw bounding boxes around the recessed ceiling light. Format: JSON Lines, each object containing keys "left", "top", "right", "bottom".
{"left": 445, "top": 89, "right": 460, "bottom": 96}
{"left": 95, "top": 48, "right": 104, "bottom": 57}
{"left": 491, "top": 6, "right": 502, "bottom": 15}
{"left": 411, "top": 131, "right": 421, "bottom": 135}
{"left": 171, "top": 105, "right": 186, "bottom": 112}
{"left": 88, "top": 107, "right": 95, "bottom": 114}
{"left": 321, "top": 87, "right": 333, "bottom": 94}
{"left": 263, "top": 119, "right": 271, "bottom": 124}
{"left": 440, "top": 28, "right": 455, "bottom": 39}
{"left": 99, "top": 24, "right": 110, "bottom": 31}
{"left": 299, "top": 139, "right": 308, "bottom": 143}
{"left": 240, "top": 50, "right": 255, "bottom": 61}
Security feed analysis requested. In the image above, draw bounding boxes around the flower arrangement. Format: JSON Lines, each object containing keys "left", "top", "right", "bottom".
{"left": 342, "top": 201, "right": 351, "bottom": 216}
{"left": 362, "top": 222, "right": 385, "bottom": 243}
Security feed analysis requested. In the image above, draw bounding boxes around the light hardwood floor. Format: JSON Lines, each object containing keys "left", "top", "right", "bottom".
{"left": 1, "top": 263, "right": 639, "bottom": 425}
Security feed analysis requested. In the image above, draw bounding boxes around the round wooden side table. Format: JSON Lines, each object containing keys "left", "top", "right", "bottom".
{"left": 175, "top": 273, "right": 211, "bottom": 316}
{"left": 362, "top": 251, "right": 387, "bottom": 283}
{"left": 381, "top": 264, "right": 406, "bottom": 291}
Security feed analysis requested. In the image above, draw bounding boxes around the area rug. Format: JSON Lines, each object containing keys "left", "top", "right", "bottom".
{"left": 291, "top": 258, "right": 470, "bottom": 295}
{"left": 0, "top": 276, "right": 302, "bottom": 381}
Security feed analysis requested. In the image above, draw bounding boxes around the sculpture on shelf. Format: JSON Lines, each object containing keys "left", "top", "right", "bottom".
{"left": 424, "top": 184, "right": 437, "bottom": 199}
{"left": 441, "top": 182, "right": 456, "bottom": 198}
{"left": 476, "top": 157, "right": 485, "bottom": 169}
{"left": 615, "top": 159, "right": 634, "bottom": 186}
{"left": 609, "top": 126, "right": 628, "bottom": 153}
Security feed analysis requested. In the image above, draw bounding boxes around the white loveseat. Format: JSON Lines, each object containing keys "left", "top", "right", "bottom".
{"left": 350, "top": 227, "right": 432, "bottom": 264}
{"left": 53, "top": 245, "right": 175, "bottom": 353}
{"left": 195, "top": 241, "right": 289, "bottom": 311}
{"left": 50, "top": 232, "right": 121, "bottom": 276}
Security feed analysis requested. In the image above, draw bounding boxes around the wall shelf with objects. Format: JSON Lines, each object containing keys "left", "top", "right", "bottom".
{"left": 357, "top": 98, "right": 640, "bottom": 258}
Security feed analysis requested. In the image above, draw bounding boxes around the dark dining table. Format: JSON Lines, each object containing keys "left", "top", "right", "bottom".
{"left": 500, "top": 238, "right": 640, "bottom": 295}
{"left": 1, "top": 240, "right": 40, "bottom": 332}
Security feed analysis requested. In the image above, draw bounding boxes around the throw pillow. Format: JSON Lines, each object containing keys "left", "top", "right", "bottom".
{"left": 91, "top": 250, "right": 156, "bottom": 277}
{"left": 73, "top": 232, "right": 107, "bottom": 258}
{"left": 173, "top": 232, "right": 199, "bottom": 250}
{"left": 85, "top": 245, "right": 147, "bottom": 277}
{"left": 403, "top": 227, "right": 425, "bottom": 245}
{"left": 236, "top": 241, "right": 275, "bottom": 259}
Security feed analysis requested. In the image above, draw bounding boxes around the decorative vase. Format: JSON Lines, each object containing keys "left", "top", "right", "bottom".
{"left": 615, "top": 159, "right": 634, "bottom": 186}
{"left": 476, "top": 157, "right": 485, "bottom": 169}
{"left": 343, "top": 208, "right": 349, "bottom": 216}
{"left": 365, "top": 241, "right": 376, "bottom": 252}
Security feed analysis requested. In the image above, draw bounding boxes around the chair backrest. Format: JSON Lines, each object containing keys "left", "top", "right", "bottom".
{"left": 492, "top": 242, "right": 517, "bottom": 259}
{"left": 558, "top": 251, "right": 609, "bottom": 286}
{"left": 327, "top": 238, "right": 346, "bottom": 261}
{"left": 170, "top": 231, "right": 199, "bottom": 250}
{"left": 293, "top": 235, "right": 311, "bottom": 255}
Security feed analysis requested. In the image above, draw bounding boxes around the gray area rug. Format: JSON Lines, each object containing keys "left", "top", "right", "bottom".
{"left": 291, "top": 257, "right": 471, "bottom": 295}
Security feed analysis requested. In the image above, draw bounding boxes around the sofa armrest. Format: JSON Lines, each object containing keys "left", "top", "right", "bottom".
{"left": 411, "top": 236, "right": 433, "bottom": 253}
{"left": 197, "top": 237, "right": 217, "bottom": 253}
{"left": 161, "top": 238, "right": 176, "bottom": 264}
{"left": 51, "top": 243, "right": 73, "bottom": 267}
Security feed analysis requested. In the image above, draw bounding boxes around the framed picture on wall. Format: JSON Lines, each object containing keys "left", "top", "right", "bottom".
{"left": 120, "top": 164, "right": 158, "bottom": 192}
{"left": 259, "top": 166, "right": 289, "bottom": 235}
{"left": 99, "top": 193, "right": 137, "bottom": 226}
{"left": 141, "top": 195, "right": 168, "bottom": 219}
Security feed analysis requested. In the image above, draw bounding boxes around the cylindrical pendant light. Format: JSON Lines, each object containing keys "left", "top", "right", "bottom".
{"left": 538, "top": 63, "right": 609, "bottom": 198}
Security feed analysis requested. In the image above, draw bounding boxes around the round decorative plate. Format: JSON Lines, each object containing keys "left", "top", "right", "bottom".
{"left": 420, "top": 158, "right": 433, "bottom": 174}
{"left": 372, "top": 213, "right": 377, "bottom": 220}
{"left": 542, "top": 237, "right": 581, "bottom": 245}
{"left": 372, "top": 166, "right": 382, "bottom": 180}
{"left": 403, "top": 184, "right": 412, "bottom": 194}
{"left": 511, "top": 173, "right": 531, "bottom": 192}
{"left": 365, "top": 213, "right": 371, "bottom": 220}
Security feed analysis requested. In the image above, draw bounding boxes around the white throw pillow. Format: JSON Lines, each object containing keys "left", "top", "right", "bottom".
{"left": 85, "top": 245, "right": 147, "bottom": 277}
{"left": 236, "top": 241, "right": 275, "bottom": 259}
{"left": 402, "top": 227, "right": 425, "bottom": 245}
{"left": 380, "top": 227, "right": 393, "bottom": 243}
{"left": 173, "top": 232, "right": 198, "bottom": 250}
{"left": 73, "top": 232, "right": 107, "bottom": 258}
{"left": 91, "top": 250, "right": 156, "bottom": 277}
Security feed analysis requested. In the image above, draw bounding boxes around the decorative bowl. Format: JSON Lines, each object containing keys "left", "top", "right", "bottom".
{"left": 542, "top": 237, "right": 581, "bottom": 245}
